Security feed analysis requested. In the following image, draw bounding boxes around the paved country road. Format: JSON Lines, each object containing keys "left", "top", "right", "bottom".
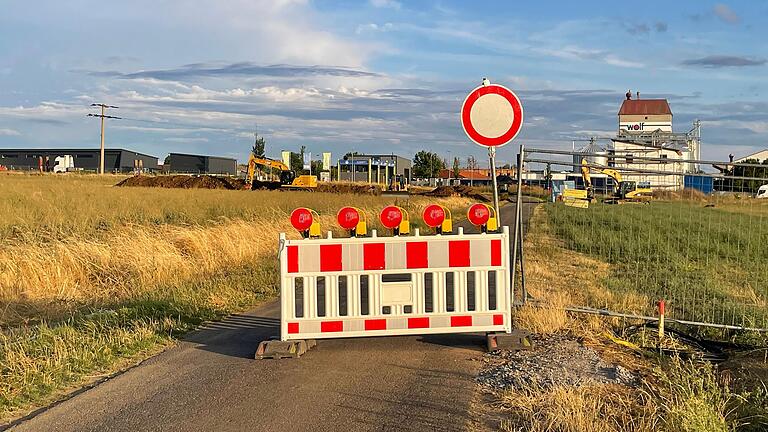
{"left": 7, "top": 199, "right": 539, "bottom": 432}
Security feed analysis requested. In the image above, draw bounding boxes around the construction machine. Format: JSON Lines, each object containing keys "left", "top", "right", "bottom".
{"left": 245, "top": 154, "right": 317, "bottom": 190}
{"left": 580, "top": 158, "right": 652, "bottom": 204}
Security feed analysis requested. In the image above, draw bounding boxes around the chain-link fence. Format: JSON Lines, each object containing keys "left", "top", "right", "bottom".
{"left": 513, "top": 145, "right": 768, "bottom": 339}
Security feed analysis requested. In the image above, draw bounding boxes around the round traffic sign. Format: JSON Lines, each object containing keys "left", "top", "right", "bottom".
{"left": 379, "top": 206, "right": 403, "bottom": 229}
{"left": 337, "top": 207, "right": 360, "bottom": 230}
{"left": 461, "top": 83, "right": 523, "bottom": 148}
{"left": 290, "top": 207, "right": 314, "bottom": 231}
{"left": 467, "top": 203, "right": 490, "bottom": 226}
{"left": 422, "top": 204, "right": 446, "bottom": 228}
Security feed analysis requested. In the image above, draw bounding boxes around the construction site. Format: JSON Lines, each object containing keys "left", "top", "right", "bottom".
{"left": 3, "top": 2, "right": 768, "bottom": 430}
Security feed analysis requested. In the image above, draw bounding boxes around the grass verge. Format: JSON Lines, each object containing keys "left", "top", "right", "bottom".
{"left": 499, "top": 204, "right": 768, "bottom": 431}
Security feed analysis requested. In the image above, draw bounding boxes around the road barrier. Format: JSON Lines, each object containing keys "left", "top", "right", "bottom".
{"left": 275, "top": 206, "right": 512, "bottom": 342}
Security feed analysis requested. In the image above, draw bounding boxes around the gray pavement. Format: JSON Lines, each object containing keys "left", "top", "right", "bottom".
{"left": 9, "top": 200, "right": 536, "bottom": 432}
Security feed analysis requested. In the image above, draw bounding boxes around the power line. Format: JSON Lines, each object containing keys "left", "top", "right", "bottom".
{"left": 87, "top": 103, "right": 121, "bottom": 174}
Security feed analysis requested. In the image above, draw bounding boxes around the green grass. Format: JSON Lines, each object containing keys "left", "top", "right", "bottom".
{"left": 544, "top": 201, "right": 768, "bottom": 332}
{"left": 0, "top": 259, "right": 278, "bottom": 420}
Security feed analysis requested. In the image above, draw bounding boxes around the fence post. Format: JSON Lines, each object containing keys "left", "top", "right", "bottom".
{"left": 511, "top": 144, "right": 525, "bottom": 304}
{"left": 658, "top": 299, "right": 665, "bottom": 340}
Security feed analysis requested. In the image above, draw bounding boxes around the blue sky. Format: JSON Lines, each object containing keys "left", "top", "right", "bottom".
{"left": 1, "top": 0, "right": 767, "bottom": 166}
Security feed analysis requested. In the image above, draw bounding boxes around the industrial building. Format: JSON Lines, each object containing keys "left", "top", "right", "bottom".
{"left": 610, "top": 94, "right": 701, "bottom": 190}
{"left": 166, "top": 153, "right": 237, "bottom": 175}
{"left": 337, "top": 154, "right": 411, "bottom": 185}
{"left": 0, "top": 148, "right": 159, "bottom": 173}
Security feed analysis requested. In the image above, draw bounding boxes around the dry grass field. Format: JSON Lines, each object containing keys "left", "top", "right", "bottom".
{"left": 0, "top": 173, "right": 472, "bottom": 420}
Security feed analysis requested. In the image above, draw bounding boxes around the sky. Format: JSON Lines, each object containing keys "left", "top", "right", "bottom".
{"left": 1, "top": 0, "right": 767, "bottom": 166}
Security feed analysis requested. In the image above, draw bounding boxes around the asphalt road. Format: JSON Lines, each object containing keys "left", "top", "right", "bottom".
{"left": 9, "top": 200, "right": 538, "bottom": 432}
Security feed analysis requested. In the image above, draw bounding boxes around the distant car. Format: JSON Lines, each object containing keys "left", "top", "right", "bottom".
{"left": 757, "top": 184, "right": 768, "bottom": 199}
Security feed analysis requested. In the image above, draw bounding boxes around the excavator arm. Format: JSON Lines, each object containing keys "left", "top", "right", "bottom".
{"left": 246, "top": 155, "right": 293, "bottom": 185}
{"left": 252, "top": 157, "right": 290, "bottom": 171}
{"left": 599, "top": 168, "right": 622, "bottom": 183}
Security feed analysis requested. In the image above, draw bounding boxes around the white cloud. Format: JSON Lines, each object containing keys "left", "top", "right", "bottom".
{"left": 167, "top": 0, "right": 375, "bottom": 67}
{"left": 705, "top": 120, "right": 768, "bottom": 134}
{"left": 163, "top": 137, "right": 210, "bottom": 143}
{"left": 370, "top": 0, "right": 401, "bottom": 10}
{"left": 0, "top": 128, "right": 21, "bottom": 136}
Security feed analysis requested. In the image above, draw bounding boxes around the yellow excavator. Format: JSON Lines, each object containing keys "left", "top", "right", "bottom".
{"left": 580, "top": 158, "right": 652, "bottom": 204}
{"left": 245, "top": 154, "right": 317, "bottom": 190}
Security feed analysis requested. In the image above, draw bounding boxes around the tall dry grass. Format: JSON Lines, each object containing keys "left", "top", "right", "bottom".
{"left": 0, "top": 174, "right": 473, "bottom": 419}
{"left": 0, "top": 174, "right": 471, "bottom": 324}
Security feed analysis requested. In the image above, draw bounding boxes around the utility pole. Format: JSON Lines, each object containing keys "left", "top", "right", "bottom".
{"left": 87, "top": 103, "right": 120, "bottom": 174}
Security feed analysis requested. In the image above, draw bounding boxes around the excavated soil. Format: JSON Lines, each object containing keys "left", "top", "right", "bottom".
{"left": 651, "top": 187, "right": 707, "bottom": 201}
{"left": 116, "top": 175, "right": 246, "bottom": 190}
{"left": 116, "top": 176, "right": 383, "bottom": 194}
{"left": 314, "top": 183, "right": 382, "bottom": 195}
{"left": 420, "top": 185, "right": 490, "bottom": 202}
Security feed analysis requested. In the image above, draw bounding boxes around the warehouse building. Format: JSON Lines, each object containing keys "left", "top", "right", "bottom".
{"left": 166, "top": 153, "right": 237, "bottom": 175}
{"left": 0, "top": 148, "right": 159, "bottom": 173}
{"left": 337, "top": 154, "right": 411, "bottom": 185}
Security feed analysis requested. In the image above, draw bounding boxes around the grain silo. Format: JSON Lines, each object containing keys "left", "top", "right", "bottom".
{"left": 572, "top": 138, "right": 608, "bottom": 172}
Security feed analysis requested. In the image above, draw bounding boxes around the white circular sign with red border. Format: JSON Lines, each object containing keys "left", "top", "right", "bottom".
{"left": 461, "top": 84, "right": 523, "bottom": 148}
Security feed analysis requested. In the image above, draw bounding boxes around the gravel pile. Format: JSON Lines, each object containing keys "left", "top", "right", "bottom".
{"left": 478, "top": 335, "right": 638, "bottom": 391}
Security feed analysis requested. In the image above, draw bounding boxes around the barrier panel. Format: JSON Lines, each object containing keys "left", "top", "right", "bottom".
{"left": 278, "top": 226, "right": 512, "bottom": 341}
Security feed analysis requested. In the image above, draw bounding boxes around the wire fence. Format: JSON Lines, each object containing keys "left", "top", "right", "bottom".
{"left": 513, "top": 145, "right": 768, "bottom": 339}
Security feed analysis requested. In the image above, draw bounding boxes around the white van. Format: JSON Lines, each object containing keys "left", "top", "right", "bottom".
{"left": 757, "top": 184, "right": 768, "bottom": 199}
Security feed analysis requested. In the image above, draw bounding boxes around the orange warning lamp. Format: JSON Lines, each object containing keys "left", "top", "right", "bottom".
{"left": 422, "top": 204, "right": 452, "bottom": 234}
{"left": 290, "top": 207, "right": 321, "bottom": 238}
{"left": 337, "top": 207, "right": 367, "bottom": 237}
{"left": 467, "top": 203, "right": 497, "bottom": 233}
{"left": 379, "top": 205, "right": 409, "bottom": 236}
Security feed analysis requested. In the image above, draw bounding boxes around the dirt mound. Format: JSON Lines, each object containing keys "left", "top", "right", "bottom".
{"left": 116, "top": 175, "right": 241, "bottom": 190}
{"left": 315, "top": 183, "right": 382, "bottom": 195}
{"left": 420, "top": 185, "right": 490, "bottom": 202}
{"left": 652, "top": 187, "right": 707, "bottom": 202}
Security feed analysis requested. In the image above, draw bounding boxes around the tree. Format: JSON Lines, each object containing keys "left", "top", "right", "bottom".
{"left": 310, "top": 159, "right": 324, "bottom": 176}
{"left": 730, "top": 158, "right": 768, "bottom": 193}
{"left": 290, "top": 145, "right": 305, "bottom": 173}
{"left": 251, "top": 133, "right": 265, "bottom": 158}
{"left": 412, "top": 151, "right": 445, "bottom": 178}
{"left": 452, "top": 157, "right": 461, "bottom": 178}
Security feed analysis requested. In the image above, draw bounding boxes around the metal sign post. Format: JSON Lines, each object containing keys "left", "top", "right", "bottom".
{"left": 489, "top": 146, "right": 500, "bottom": 219}
{"left": 460, "top": 78, "right": 524, "bottom": 223}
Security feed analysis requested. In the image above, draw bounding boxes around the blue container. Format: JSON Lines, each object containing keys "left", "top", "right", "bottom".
{"left": 684, "top": 175, "right": 714, "bottom": 194}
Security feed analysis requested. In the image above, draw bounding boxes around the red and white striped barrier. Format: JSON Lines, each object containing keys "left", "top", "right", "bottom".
{"left": 278, "top": 226, "right": 512, "bottom": 340}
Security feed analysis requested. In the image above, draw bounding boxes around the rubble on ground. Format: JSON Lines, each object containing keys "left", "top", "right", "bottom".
{"left": 477, "top": 335, "right": 639, "bottom": 391}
